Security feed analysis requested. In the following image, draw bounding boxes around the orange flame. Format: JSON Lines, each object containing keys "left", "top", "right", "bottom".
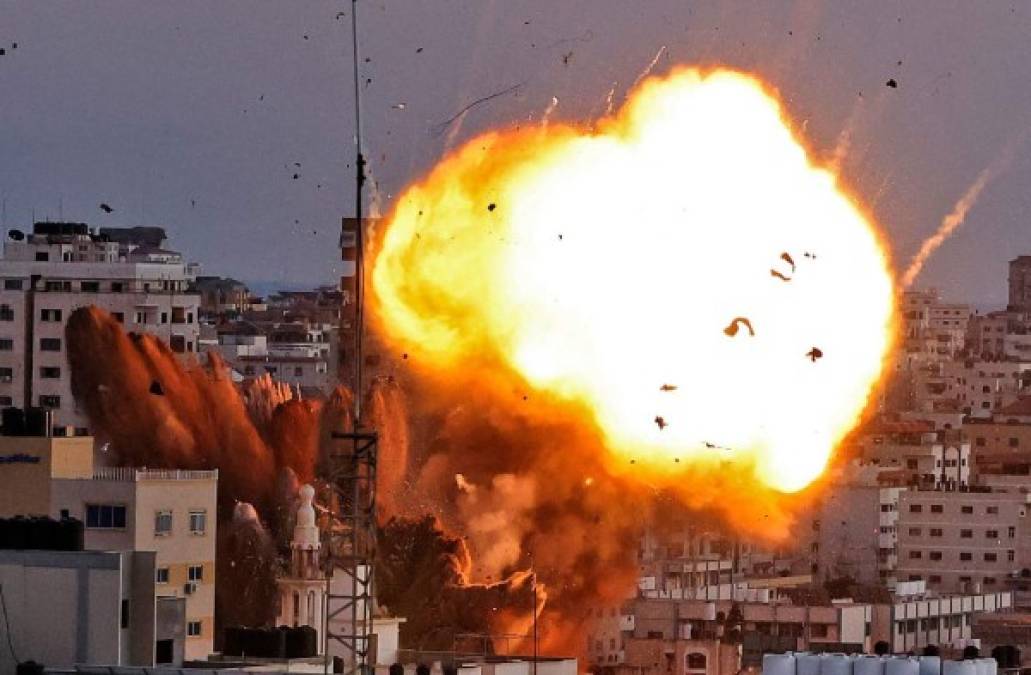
{"left": 371, "top": 67, "right": 895, "bottom": 497}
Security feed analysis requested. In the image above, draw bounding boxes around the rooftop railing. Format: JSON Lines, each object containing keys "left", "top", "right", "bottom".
{"left": 92, "top": 467, "right": 218, "bottom": 481}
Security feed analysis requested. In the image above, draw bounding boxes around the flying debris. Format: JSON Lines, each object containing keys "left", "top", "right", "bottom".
{"left": 562, "top": 51, "right": 573, "bottom": 66}
{"left": 292, "top": 174, "right": 299, "bottom": 180}
{"left": 416, "top": 47, "right": 423, "bottom": 53}
{"left": 654, "top": 416, "right": 667, "bottom": 430}
{"left": 99, "top": 203, "right": 113, "bottom": 213}
{"left": 723, "top": 317, "right": 755, "bottom": 337}
{"left": 149, "top": 380, "right": 165, "bottom": 396}
{"left": 806, "top": 347, "right": 824, "bottom": 362}
{"left": 804, "top": 252, "right": 817, "bottom": 259}
{"left": 886, "top": 79, "right": 898, "bottom": 88}
{"left": 770, "top": 269, "right": 792, "bottom": 282}
{"left": 431, "top": 81, "right": 526, "bottom": 137}
{"left": 392, "top": 103, "right": 407, "bottom": 110}
{"left": 659, "top": 384, "right": 678, "bottom": 392}
{"left": 780, "top": 252, "right": 796, "bottom": 271}
{"left": 487, "top": 203, "right": 497, "bottom": 212}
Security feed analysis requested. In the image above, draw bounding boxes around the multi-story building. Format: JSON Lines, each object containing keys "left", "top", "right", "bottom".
{"left": 1009, "top": 256, "right": 1031, "bottom": 313}
{"left": 0, "top": 221, "right": 201, "bottom": 432}
{"left": 51, "top": 467, "right": 218, "bottom": 661}
{"left": 0, "top": 547, "right": 161, "bottom": 671}
{"left": 895, "top": 489, "right": 1030, "bottom": 593}
{"left": 810, "top": 482, "right": 904, "bottom": 584}
{"left": 912, "top": 359, "right": 1031, "bottom": 419}
{"left": 899, "top": 289, "right": 970, "bottom": 367}
{"left": 0, "top": 424, "right": 217, "bottom": 661}
{"left": 858, "top": 421, "right": 970, "bottom": 490}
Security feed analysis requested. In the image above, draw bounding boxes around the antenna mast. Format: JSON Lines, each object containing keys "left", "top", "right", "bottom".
{"left": 351, "top": 0, "right": 367, "bottom": 423}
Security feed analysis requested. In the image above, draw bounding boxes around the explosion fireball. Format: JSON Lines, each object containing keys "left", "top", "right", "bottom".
{"left": 372, "top": 67, "right": 895, "bottom": 494}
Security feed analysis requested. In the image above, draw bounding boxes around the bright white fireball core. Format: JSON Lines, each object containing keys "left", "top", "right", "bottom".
{"left": 372, "top": 69, "right": 895, "bottom": 493}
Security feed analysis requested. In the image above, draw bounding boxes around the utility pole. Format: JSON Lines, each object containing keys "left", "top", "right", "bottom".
{"left": 350, "top": 0, "right": 367, "bottom": 424}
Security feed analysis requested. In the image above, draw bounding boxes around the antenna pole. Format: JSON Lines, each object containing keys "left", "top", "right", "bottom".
{"left": 351, "top": 0, "right": 367, "bottom": 424}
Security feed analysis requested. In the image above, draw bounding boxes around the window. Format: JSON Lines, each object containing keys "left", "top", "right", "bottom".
{"left": 0, "top": 368, "right": 12, "bottom": 381}
{"left": 984, "top": 577, "right": 997, "bottom": 586}
{"left": 187, "top": 620, "right": 202, "bottom": 637}
{"left": 985, "top": 553, "right": 998, "bottom": 562}
{"left": 156, "top": 567, "right": 169, "bottom": 584}
{"left": 2, "top": 279, "right": 22, "bottom": 292}
{"left": 39, "top": 366, "right": 60, "bottom": 379}
{"left": 1010, "top": 526, "right": 1017, "bottom": 538}
{"left": 34, "top": 251, "right": 48, "bottom": 262}
{"left": 39, "top": 308, "right": 61, "bottom": 322}
{"left": 189, "top": 510, "right": 206, "bottom": 535}
{"left": 908, "top": 527, "right": 922, "bottom": 536}
{"left": 121, "top": 599, "right": 129, "bottom": 629}
{"left": 134, "top": 311, "right": 147, "bottom": 324}
{"left": 80, "top": 281, "right": 100, "bottom": 292}
{"left": 111, "top": 282, "right": 124, "bottom": 293}
{"left": 988, "top": 506, "right": 1000, "bottom": 515}
{"left": 160, "top": 312, "right": 168, "bottom": 324}
{"left": 1010, "top": 438, "right": 1020, "bottom": 448}
{"left": 881, "top": 504, "right": 893, "bottom": 513}
{"left": 907, "top": 459, "right": 918, "bottom": 470}
{"left": 687, "top": 654, "right": 707, "bottom": 669}
{"left": 930, "top": 551, "right": 943, "bottom": 561}
{"left": 38, "top": 395, "right": 60, "bottom": 408}
{"left": 961, "top": 529, "right": 973, "bottom": 539}
{"left": 44, "top": 281, "right": 70, "bottom": 292}
{"left": 294, "top": 366, "right": 303, "bottom": 376}
{"left": 0, "top": 306, "right": 11, "bottom": 322}
{"left": 931, "top": 504, "right": 943, "bottom": 513}
{"left": 962, "top": 505, "right": 974, "bottom": 514}
{"left": 39, "top": 337, "right": 61, "bottom": 351}
{"left": 154, "top": 510, "right": 172, "bottom": 536}
{"left": 987, "top": 530, "right": 999, "bottom": 539}
{"left": 909, "top": 504, "right": 923, "bottom": 513}
{"left": 86, "top": 504, "right": 127, "bottom": 529}
{"left": 930, "top": 528, "right": 943, "bottom": 537}
{"left": 960, "top": 552, "right": 972, "bottom": 561}
{"left": 0, "top": 397, "right": 11, "bottom": 407}
{"left": 188, "top": 564, "right": 203, "bottom": 582}
{"left": 112, "top": 312, "right": 124, "bottom": 323}
{"left": 909, "top": 550, "right": 922, "bottom": 560}
{"left": 1009, "top": 550, "right": 1016, "bottom": 562}
{"left": 170, "top": 335, "right": 186, "bottom": 354}
{"left": 0, "top": 339, "right": 11, "bottom": 351}
{"left": 930, "top": 575, "right": 942, "bottom": 583}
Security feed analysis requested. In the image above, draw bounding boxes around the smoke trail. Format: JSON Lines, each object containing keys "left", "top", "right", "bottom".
{"left": 630, "top": 45, "right": 667, "bottom": 94}
{"left": 901, "top": 163, "right": 1000, "bottom": 288}
{"left": 541, "top": 96, "right": 559, "bottom": 128}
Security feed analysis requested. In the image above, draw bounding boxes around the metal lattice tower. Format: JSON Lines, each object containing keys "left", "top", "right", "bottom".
{"left": 324, "top": 430, "right": 378, "bottom": 675}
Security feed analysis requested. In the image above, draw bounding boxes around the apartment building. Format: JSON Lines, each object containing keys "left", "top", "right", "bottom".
{"left": 809, "top": 482, "right": 903, "bottom": 584}
{"left": 51, "top": 467, "right": 218, "bottom": 661}
{"left": 895, "top": 489, "right": 1030, "bottom": 592}
{"left": 0, "top": 222, "right": 201, "bottom": 432}
{"left": 1009, "top": 256, "right": 1031, "bottom": 313}
{"left": 911, "top": 359, "right": 1031, "bottom": 419}
{"left": 901, "top": 289, "right": 970, "bottom": 364}
{"left": 859, "top": 420, "right": 970, "bottom": 490}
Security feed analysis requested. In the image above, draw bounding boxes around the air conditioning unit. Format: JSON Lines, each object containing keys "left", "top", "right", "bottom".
{"left": 184, "top": 582, "right": 197, "bottom": 595}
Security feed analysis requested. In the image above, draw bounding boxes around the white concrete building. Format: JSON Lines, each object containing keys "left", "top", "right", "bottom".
{"left": 0, "top": 548, "right": 157, "bottom": 671}
{"left": 50, "top": 466, "right": 218, "bottom": 661}
{"left": 0, "top": 222, "right": 201, "bottom": 432}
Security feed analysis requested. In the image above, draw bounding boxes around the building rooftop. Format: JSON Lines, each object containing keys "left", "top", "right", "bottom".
{"left": 91, "top": 467, "right": 218, "bottom": 482}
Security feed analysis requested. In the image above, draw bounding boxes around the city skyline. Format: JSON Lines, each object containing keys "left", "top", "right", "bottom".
{"left": 2, "top": 2, "right": 1031, "bottom": 301}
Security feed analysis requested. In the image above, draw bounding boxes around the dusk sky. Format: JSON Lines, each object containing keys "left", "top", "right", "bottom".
{"left": 2, "top": 1, "right": 1030, "bottom": 305}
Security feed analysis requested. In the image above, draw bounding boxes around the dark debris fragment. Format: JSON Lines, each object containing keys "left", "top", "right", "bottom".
{"left": 723, "top": 317, "right": 755, "bottom": 337}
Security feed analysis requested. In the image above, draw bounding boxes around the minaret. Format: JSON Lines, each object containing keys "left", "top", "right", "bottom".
{"left": 276, "top": 484, "right": 327, "bottom": 647}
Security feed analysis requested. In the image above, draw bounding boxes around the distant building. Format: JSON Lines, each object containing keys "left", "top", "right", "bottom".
{"left": 811, "top": 483, "right": 904, "bottom": 585}
{"left": 195, "top": 276, "right": 251, "bottom": 317}
{"left": 0, "top": 221, "right": 201, "bottom": 432}
{"left": 895, "top": 489, "right": 1029, "bottom": 593}
{"left": 1009, "top": 256, "right": 1031, "bottom": 313}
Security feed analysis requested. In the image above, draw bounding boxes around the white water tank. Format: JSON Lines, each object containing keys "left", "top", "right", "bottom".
{"left": 943, "top": 660, "right": 977, "bottom": 675}
{"left": 975, "top": 659, "right": 997, "bottom": 675}
{"left": 821, "top": 653, "right": 853, "bottom": 675}
{"left": 918, "top": 655, "right": 941, "bottom": 675}
{"left": 854, "top": 656, "right": 886, "bottom": 675}
{"left": 886, "top": 657, "right": 920, "bottom": 675}
{"left": 764, "top": 653, "right": 797, "bottom": 675}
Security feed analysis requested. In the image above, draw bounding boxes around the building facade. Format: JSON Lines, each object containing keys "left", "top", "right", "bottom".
{"left": 0, "top": 222, "right": 201, "bottom": 432}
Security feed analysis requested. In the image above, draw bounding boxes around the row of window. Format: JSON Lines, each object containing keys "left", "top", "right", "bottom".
{"left": 895, "top": 614, "right": 969, "bottom": 634}
{"left": 910, "top": 573, "right": 999, "bottom": 586}
{"left": 907, "top": 503, "right": 1007, "bottom": 515}
{"left": 905, "top": 525, "right": 1016, "bottom": 538}
{"left": 155, "top": 564, "right": 205, "bottom": 583}
{"left": 85, "top": 504, "right": 207, "bottom": 536}
{"left": 907, "top": 549, "right": 1015, "bottom": 562}
{"left": 974, "top": 437, "right": 1023, "bottom": 448}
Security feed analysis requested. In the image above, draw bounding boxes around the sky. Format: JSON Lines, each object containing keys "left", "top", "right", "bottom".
{"left": 1, "top": 1, "right": 1031, "bottom": 305}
